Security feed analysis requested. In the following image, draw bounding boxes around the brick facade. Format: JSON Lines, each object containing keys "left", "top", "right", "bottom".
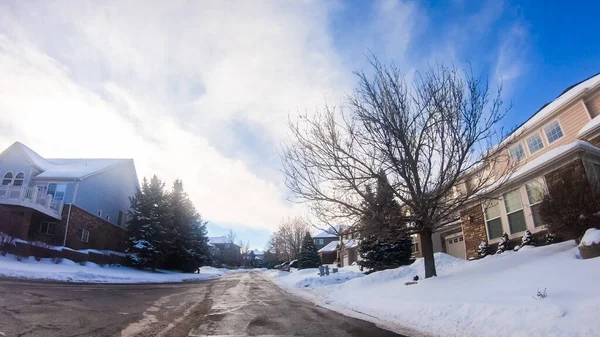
{"left": 460, "top": 205, "right": 487, "bottom": 259}
{"left": 17, "top": 204, "right": 127, "bottom": 252}
{"left": 543, "top": 158, "right": 587, "bottom": 191}
{"left": 0, "top": 205, "right": 32, "bottom": 239}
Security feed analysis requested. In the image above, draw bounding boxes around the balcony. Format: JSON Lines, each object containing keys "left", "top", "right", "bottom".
{"left": 0, "top": 186, "right": 64, "bottom": 219}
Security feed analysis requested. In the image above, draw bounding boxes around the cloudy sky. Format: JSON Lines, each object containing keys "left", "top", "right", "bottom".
{"left": 1, "top": 0, "right": 599, "bottom": 249}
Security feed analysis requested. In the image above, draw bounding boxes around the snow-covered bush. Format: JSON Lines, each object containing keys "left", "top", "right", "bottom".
{"left": 477, "top": 241, "right": 490, "bottom": 259}
{"left": 536, "top": 287, "right": 548, "bottom": 299}
{"left": 0, "top": 233, "right": 15, "bottom": 256}
{"left": 496, "top": 233, "right": 511, "bottom": 254}
{"left": 545, "top": 231, "right": 558, "bottom": 244}
{"left": 521, "top": 230, "right": 536, "bottom": 247}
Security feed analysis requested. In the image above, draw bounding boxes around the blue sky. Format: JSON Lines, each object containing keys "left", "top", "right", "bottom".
{"left": 0, "top": 0, "right": 598, "bottom": 250}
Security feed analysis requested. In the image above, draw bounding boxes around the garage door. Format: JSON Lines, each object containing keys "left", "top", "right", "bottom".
{"left": 445, "top": 233, "right": 466, "bottom": 259}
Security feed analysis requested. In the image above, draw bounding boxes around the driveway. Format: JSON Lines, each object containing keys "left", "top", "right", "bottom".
{"left": 0, "top": 272, "right": 410, "bottom": 337}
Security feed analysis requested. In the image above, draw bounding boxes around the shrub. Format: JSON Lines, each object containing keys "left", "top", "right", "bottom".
{"left": 0, "top": 234, "right": 15, "bottom": 256}
{"left": 495, "top": 233, "right": 511, "bottom": 254}
{"left": 521, "top": 230, "right": 536, "bottom": 247}
{"left": 536, "top": 288, "right": 548, "bottom": 299}
{"left": 477, "top": 241, "right": 490, "bottom": 259}
{"left": 539, "top": 169, "right": 600, "bottom": 242}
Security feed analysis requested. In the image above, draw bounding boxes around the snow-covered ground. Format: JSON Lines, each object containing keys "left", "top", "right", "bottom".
{"left": 0, "top": 254, "right": 239, "bottom": 283}
{"left": 267, "top": 241, "right": 600, "bottom": 337}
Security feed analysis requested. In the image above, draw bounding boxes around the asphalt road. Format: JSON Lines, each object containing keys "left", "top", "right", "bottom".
{"left": 0, "top": 272, "right": 410, "bottom": 337}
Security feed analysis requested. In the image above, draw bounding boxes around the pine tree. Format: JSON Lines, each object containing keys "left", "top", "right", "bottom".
{"left": 496, "top": 232, "right": 511, "bottom": 254}
{"left": 521, "top": 230, "right": 536, "bottom": 247}
{"left": 477, "top": 241, "right": 490, "bottom": 259}
{"left": 358, "top": 173, "right": 413, "bottom": 272}
{"left": 126, "top": 176, "right": 168, "bottom": 270}
{"left": 298, "top": 232, "right": 321, "bottom": 269}
{"left": 162, "top": 180, "right": 212, "bottom": 272}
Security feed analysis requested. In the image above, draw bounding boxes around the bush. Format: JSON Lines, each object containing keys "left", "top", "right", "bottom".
{"left": 0, "top": 234, "right": 15, "bottom": 256}
{"left": 521, "top": 230, "right": 536, "bottom": 247}
{"left": 539, "top": 170, "right": 600, "bottom": 242}
{"left": 477, "top": 241, "right": 490, "bottom": 258}
{"left": 495, "top": 233, "right": 511, "bottom": 254}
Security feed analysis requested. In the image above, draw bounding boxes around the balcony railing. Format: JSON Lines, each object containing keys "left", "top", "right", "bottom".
{"left": 0, "top": 185, "right": 64, "bottom": 219}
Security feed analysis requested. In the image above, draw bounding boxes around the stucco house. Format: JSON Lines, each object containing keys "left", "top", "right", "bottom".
{"left": 412, "top": 72, "right": 600, "bottom": 260}
{"left": 0, "top": 142, "right": 139, "bottom": 252}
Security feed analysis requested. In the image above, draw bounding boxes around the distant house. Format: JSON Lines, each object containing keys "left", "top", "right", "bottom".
{"left": 313, "top": 225, "right": 339, "bottom": 251}
{"left": 314, "top": 225, "right": 362, "bottom": 267}
{"left": 0, "top": 142, "right": 139, "bottom": 252}
{"left": 208, "top": 236, "right": 241, "bottom": 266}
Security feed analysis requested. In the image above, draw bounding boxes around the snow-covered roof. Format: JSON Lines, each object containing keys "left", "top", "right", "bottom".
{"left": 314, "top": 224, "right": 341, "bottom": 238}
{"left": 208, "top": 236, "right": 228, "bottom": 244}
{"left": 318, "top": 240, "right": 339, "bottom": 253}
{"left": 578, "top": 115, "right": 600, "bottom": 138}
{"left": 506, "top": 73, "right": 600, "bottom": 143}
{"left": 343, "top": 239, "right": 359, "bottom": 249}
{"left": 250, "top": 249, "right": 264, "bottom": 255}
{"left": 9, "top": 142, "right": 131, "bottom": 180}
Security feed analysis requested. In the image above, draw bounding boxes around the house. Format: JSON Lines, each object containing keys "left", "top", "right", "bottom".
{"left": 208, "top": 236, "right": 241, "bottom": 266}
{"left": 0, "top": 142, "right": 139, "bottom": 252}
{"left": 313, "top": 225, "right": 339, "bottom": 251}
{"left": 413, "top": 72, "right": 600, "bottom": 260}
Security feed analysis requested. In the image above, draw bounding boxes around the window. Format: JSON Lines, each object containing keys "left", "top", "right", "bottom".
{"left": 13, "top": 172, "right": 24, "bottom": 186}
{"left": 484, "top": 200, "right": 504, "bottom": 240}
{"left": 509, "top": 143, "right": 526, "bottom": 162}
{"left": 81, "top": 229, "right": 90, "bottom": 243}
{"left": 105, "top": 214, "right": 110, "bottom": 222}
{"left": 39, "top": 221, "right": 56, "bottom": 235}
{"left": 97, "top": 210, "right": 102, "bottom": 217}
{"left": 526, "top": 133, "right": 544, "bottom": 154}
{"left": 315, "top": 238, "right": 324, "bottom": 245}
{"left": 526, "top": 178, "right": 547, "bottom": 227}
{"left": 2, "top": 172, "right": 13, "bottom": 186}
{"left": 544, "top": 120, "right": 564, "bottom": 144}
{"left": 503, "top": 189, "right": 527, "bottom": 234}
{"left": 47, "top": 183, "right": 67, "bottom": 201}
{"left": 411, "top": 235, "right": 419, "bottom": 253}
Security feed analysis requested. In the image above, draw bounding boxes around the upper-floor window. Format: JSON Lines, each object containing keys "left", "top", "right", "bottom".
{"left": 2, "top": 172, "right": 13, "bottom": 186}
{"left": 13, "top": 172, "right": 24, "bottom": 186}
{"left": 509, "top": 143, "right": 526, "bottom": 162}
{"left": 526, "top": 133, "right": 544, "bottom": 154}
{"left": 97, "top": 210, "right": 103, "bottom": 217}
{"left": 105, "top": 214, "right": 110, "bottom": 222}
{"left": 315, "top": 238, "right": 324, "bottom": 245}
{"left": 47, "top": 183, "right": 67, "bottom": 201}
{"left": 544, "top": 120, "right": 564, "bottom": 144}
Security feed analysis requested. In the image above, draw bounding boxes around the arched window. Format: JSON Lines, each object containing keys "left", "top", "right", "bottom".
{"left": 2, "top": 172, "right": 13, "bottom": 186}
{"left": 13, "top": 172, "right": 24, "bottom": 186}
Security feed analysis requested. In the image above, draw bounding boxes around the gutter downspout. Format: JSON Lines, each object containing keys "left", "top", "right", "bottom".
{"left": 62, "top": 181, "right": 80, "bottom": 247}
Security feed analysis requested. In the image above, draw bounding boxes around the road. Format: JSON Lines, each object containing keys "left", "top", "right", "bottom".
{"left": 0, "top": 272, "right": 409, "bottom": 337}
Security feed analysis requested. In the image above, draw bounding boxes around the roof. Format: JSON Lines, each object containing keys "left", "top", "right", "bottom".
{"left": 506, "top": 73, "right": 600, "bottom": 141}
{"left": 343, "top": 239, "right": 359, "bottom": 249}
{"left": 318, "top": 240, "right": 339, "bottom": 253}
{"left": 10, "top": 142, "right": 132, "bottom": 180}
{"left": 578, "top": 115, "right": 600, "bottom": 138}
{"left": 208, "top": 236, "right": 228, "bottom": 244}
{"left": 250, "top": 249, "right": 264, "bottom": 255}
{"left": 314, "top": 224, "right": 341, "bottom": 238}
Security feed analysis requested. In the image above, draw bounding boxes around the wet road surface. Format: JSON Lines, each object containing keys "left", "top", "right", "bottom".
{"left": 0, "top": 272, "right": 410, "bottom": 337}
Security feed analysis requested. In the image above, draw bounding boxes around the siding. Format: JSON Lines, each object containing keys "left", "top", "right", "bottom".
{"left": 74, "top": 161, "right": 139, "bottom": 227}
{"left": 0, "top": 144, "right": 35, "bottom": 186}
{"left": 585, "top": 90, "right": 600, "bottom": 118}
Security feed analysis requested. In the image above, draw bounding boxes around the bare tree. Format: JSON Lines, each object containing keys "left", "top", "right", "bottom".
{"left": 268, "top": 217, "right": 312, "bottom": 261}
{"left": 226, "top": 227, "right": 237, "bottom": 244}
{"left": 237, "top": 240, "right": 251, "bottom": 254}
{"left": 282, "top": 60, "right": 515, "bottom": 278}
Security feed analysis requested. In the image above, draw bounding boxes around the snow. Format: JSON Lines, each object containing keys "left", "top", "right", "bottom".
{"left": 343, "top": 239, "right": 359, "bottom": 249}
{"left": 208, "top": 236, "right": 228, "bottom": 244}
{"left": 267, "top": 241, "right": 600, "bottom": 337}
{"left": 314, "top": 224, "right": 341, "bottom": 238}
{"left": 578, "top": 115, "right": 600, "bottom": 137}
{"left": 0, "top": 254, "right": 224, "bottom": 283}
{"left": 318, "top": 240, "right": 339, "bottom": 253}
{"left": 580, "top": 228, "right": 600, "bottom": 246}
{"left": 265, "top": 266, "right": 364, "bottom": 289}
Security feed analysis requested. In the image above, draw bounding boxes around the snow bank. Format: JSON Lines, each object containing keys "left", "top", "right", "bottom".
{"left": 268, "top": 241, "right": 600, "bottom": 337}
{"left": 0, "top": 254, "right": 222, "bottom": 283}
{"left": 267, "top": 266, "right": 364, "bottom": 289}
{"left": 580, "top": 228, "right": 600, "bottom": 245}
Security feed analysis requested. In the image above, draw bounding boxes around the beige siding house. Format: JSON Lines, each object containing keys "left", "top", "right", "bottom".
{"left": 415, "top": 72, "right": 600, "bottom": 260}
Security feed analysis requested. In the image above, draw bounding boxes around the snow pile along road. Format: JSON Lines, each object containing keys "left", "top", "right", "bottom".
{"left": 267, "top": 241, "right": 600, "bottom": 337}
{"left": 0, "top": 254, "right": 226, "bottom": 283}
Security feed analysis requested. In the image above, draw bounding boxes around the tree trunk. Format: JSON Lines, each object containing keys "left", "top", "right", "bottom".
{"left": 420, "top": 228, "right": 437, "bottom": 278}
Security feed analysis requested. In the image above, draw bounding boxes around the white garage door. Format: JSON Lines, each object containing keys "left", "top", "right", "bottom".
{"left": 445, "top": 233, "right": 466, "bottom": 259}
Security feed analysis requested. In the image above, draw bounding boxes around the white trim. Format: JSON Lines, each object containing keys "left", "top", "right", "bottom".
{"left": 97, "top": 210, "right": 102, "bottom": 217}
{"left": 63, "top": 181, "right": 80, "bottom": 246}
{"left": 525, "top": 132, "right": 545, "bottom": 155}
{"left": 542, "top": 119, "right": 565, "bottom": 144}
{"left": 1, "top": 171, "right": 13, "bottom": 186}
{"left": 80, "top": 229, "right": 90, "bottom": 243}
{"left": 13, "top": 171, "right": 25, "bottom": 186}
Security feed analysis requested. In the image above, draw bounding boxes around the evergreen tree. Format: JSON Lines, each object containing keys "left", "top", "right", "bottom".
{"left": 358, "top": 173, "right": 413, "bottom": 272}
{"left": 358, "top": 235, "right": 413, "bottom": 272}
{"left": 477, "top": 241, "right": 490, "bottom": 259}
{"left": 298, "top": 232, "right": 321, "bottom": 269}
{"left": 162, "top": 180, "right": 212, "bottom": 272}
{"left": 496, "top": 232, "right": 511, "bottom": 254}
{"left": 521, "top": 230, "right": 536, "bottom": 247}
{"left": 126, "top": 176, "right": 168, "bottom": 270}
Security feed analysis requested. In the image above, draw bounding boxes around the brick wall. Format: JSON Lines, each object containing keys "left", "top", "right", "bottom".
{"left": 544, "top": 158, "right": 587, "bottom": 190}
{"left": 0, "top": 205, "right": 32, "bottom": 239}
{"left": 63, "top": 205, "right": 127, "bottom": 251}
{"left": 460, "top": 205, "right": 487, "bottom": 259}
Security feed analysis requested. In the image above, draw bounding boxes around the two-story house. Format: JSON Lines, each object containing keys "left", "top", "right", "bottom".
{"left": 0, "top": 142, "right": 140, "bottom": 252}
{"left": 412, "top": 72, "right": 600, "bottom": 260}
{"left": 208, "top": 236, "right": 242, "bottom": 266}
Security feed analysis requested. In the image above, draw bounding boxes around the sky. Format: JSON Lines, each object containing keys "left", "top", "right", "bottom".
{"left": 1, "top": 0, "right": 599, "bottom": 250}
